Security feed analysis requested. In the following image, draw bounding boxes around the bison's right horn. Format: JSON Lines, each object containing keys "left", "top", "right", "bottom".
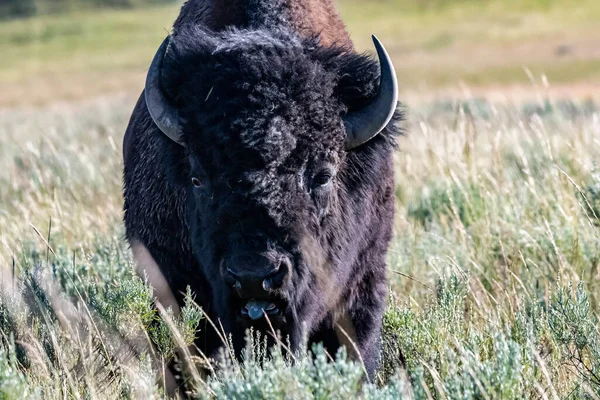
{"left": 145, "top": 36, "right": 185, "bottom": 146}
{"left": 343, "top": 35, "right": 398, "bottom": 150}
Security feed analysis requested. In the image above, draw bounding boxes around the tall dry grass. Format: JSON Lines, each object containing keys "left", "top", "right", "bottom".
{"left": 1, "top": 90, "right": 600, "bottom": 398}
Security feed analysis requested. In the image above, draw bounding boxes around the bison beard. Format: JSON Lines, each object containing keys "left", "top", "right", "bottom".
{"left": 122, "top": 9, "right": 403, "bottom": 379}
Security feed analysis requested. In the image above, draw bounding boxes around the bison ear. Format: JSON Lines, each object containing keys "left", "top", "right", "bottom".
{"left": 145, "top": 36, "right": 186, "bottom": 147}
{"left": 342, "top": 36, "right": 398, "bottom": 150}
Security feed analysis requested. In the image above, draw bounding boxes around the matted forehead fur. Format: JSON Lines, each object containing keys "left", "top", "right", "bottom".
{"left": 160, "top": 25, "right": 387, "bottom": 173}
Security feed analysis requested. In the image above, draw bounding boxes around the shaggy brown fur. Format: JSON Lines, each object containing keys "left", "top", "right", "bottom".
{"left": 174, "top": 0, "right": 353, "bottom": 48}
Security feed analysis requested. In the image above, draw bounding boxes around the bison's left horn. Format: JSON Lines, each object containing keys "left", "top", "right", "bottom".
{"left": 343, "top": 35, "right": 398, "bottom": 150}
{"left": 145, "top": 36, "right": 186, "bottom": 146}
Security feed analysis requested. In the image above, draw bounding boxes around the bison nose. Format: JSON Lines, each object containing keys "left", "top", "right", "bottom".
{"left": 226, "top": 257, "right": 290, "bottom": 296}
{"left": 261, "top": 257, "right": 291, "bottom": 292}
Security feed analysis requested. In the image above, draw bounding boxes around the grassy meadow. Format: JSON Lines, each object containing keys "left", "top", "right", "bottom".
{"left": 2, "top": 0, "right": 600, "bottom": 398}
{"left": 2, "top": 0, "right": 600, "bottom": 105}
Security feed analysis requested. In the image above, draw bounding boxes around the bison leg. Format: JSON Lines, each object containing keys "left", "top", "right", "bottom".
{"left": 308, "top": 272, "right": 386, "bottom": 379}
{"left": 130, "top": 240, "right": 225, "bottom": 359}
{"left": 337, "top": 266, "right": 387, "bottom": 379}
{"left": 337, "top": 292, "right": 386, "bottom": 379}
{"left": 131, "top": 240, "right": 181, "bottom": 314}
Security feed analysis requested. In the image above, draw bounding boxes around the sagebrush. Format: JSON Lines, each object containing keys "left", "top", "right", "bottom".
{"left": 1, "top": 95, "right": 600, "bottom": 398}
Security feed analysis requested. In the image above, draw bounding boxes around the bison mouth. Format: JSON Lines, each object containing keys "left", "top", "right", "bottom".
{"left": 239, "top": 299, "right": 286, "bottom": 321}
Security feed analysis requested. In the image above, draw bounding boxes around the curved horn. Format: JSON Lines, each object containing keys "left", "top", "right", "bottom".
{"left": 145, "top": 36, "right": 185, "bottom": 146}
{"left": 343, "top": 35, "right": 398, "bottom": 150}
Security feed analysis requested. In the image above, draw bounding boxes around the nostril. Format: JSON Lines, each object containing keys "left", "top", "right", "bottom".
{"left": 226, "top": 267, "right": 240, "bottom": 278}
{"left": 262, "top": 258, "right": 290, "bottom": 291}
{"left": 233, "top": 280, "right": 242, "bottom": 294}
{"left": 262, "top": 278, "right": 272, "bottom": 292}
{"left": 224, "top": 268, "right": 245, "bottom": 296}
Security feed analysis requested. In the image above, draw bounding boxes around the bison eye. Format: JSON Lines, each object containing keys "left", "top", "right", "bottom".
{"left": 191, "top": 177, "right": 202, "bottom": 188}
{"left": 312, "top": 170, "right": 334, "bottom": 188}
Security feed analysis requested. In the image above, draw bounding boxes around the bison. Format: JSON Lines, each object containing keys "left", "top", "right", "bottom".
{"left": 122, "top": 0, "right": 401, "bottom": 377}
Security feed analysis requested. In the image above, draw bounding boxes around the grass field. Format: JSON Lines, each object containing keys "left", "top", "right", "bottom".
{"left": 2, "top": 94, "right": 600, "bottom": 398}
{"left": 1, "top": 0, "right": 600, "bottom": 105}
{"left": 2, "top": 0, "right": 600, "bottom": 398}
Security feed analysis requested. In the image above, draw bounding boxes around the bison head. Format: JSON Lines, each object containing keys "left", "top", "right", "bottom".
{"left": 143, "top": 26, "right": 399, "bottom": 352}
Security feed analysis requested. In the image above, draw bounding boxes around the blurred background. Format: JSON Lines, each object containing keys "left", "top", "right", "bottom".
{"left": 1, "top": 0, "right": 599, "bottom": 107}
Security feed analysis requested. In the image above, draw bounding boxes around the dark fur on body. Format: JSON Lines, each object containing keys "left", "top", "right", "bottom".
{"left": 123, "top": 1, "right": 402, "bottom": 377}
